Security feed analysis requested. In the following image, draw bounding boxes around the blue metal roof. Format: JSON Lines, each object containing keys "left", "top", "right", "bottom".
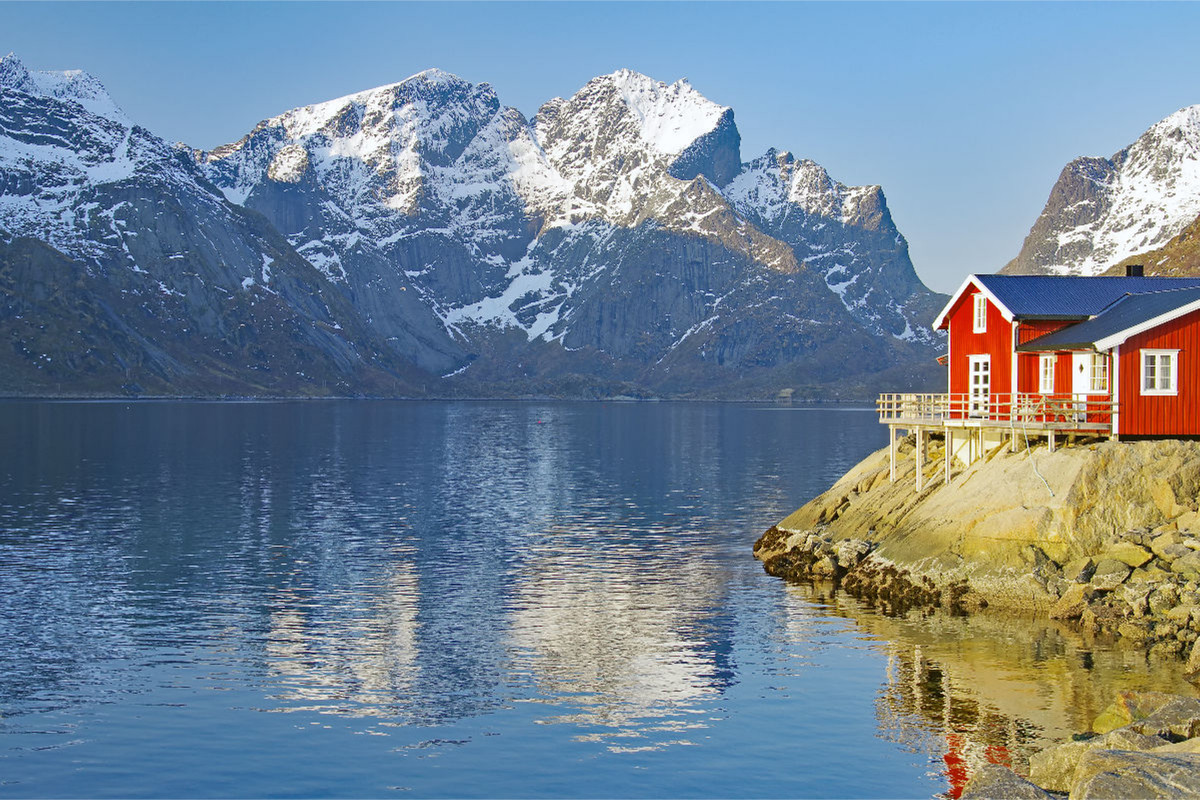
{"left": 1017, "top": 286, "right": 1200, "bottom": 351}
{"left": 976, "top": 274, "right": 1200, "bottom": 319}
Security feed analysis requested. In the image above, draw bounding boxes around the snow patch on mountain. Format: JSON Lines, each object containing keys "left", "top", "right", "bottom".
{"left": 725, "top": 149, "right": 882, "bottom": 227}
{"left": 0, "top": 52, "right": 128, "bottom": 123}
{"left": 607, "top": 69, "right": 727, "bottom": 156}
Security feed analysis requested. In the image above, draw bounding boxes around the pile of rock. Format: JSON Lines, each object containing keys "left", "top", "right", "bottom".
{"left": 754, "top": 529, "right": 970, "bottom": 614}
{"left": 962, "top": 691, "right": 1200, "bottom": 799}
{"left": 1045, "top": 529, "right": 1200, "bottom": 670}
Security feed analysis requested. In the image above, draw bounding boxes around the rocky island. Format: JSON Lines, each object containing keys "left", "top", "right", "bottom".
{"left": 755, "top": 434, "right": 1200, "bottom": 663}
{"left": 755, "top": 434, "right": 1200, "bottom": 796}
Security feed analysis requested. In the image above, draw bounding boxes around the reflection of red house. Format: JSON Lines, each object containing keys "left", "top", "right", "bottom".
{"left": 879, "top": 270, "right": 1200, "bottom": 485}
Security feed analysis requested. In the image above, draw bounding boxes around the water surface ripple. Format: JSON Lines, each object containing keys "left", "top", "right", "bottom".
{"left": 0, "top": 401, "right": 1190, "bottom": 797}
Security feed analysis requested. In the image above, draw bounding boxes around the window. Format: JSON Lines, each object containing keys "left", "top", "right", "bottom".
{"left": 972, "top": 294, "right": 987, "bottom": 333}
{"left": 1142, "top": 349, "right": 1179, "bottom": 395}
{"left": 1039, "top": 355, "right": 1055, "bottom": 394}
{"left": 1089, "top": 353, "right": 1109, "bottom": 393}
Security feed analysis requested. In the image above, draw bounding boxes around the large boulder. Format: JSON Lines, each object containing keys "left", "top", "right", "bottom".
{"left": 959, "top": 764, "right": 1052, "bottom": 799}
{"left": 1070, "top": 749, "right": 1200, "bottom": 799}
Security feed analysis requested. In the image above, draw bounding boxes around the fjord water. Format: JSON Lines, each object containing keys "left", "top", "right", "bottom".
{"left": 0, "top": 401, "right": 1191, "bottom": 798}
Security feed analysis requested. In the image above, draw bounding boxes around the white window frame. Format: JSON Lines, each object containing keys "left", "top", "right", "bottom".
{"left": 1039, "top": 354, "right": 1055, "bottom": 394}
{"left": 972, "top": 294, "right": 987, "bottom": 333}
{"left": 1141, "top": 349, "right": 1179, "bottom": 396}
{"left": 1088, "top": 353, "right": 1109, "bottom": 393}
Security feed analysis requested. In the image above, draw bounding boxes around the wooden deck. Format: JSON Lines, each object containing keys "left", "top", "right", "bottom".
{"left": 877, "top": 392, "right": 1117, "bottom": 490}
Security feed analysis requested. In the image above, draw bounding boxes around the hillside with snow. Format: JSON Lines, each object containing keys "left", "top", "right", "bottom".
{"left": 2, "top": 55, "right": 946, "bottom": 399}
{"left": 198, "top": 67, "right": 944, "bottom": 397}
{"left": 0, "top": 53, "right": 431, "bottom": 396}
{"left": 1004, "top": 105, "right": 1200, "bottom": 276}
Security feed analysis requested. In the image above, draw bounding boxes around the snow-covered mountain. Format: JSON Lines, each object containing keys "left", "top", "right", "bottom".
{"left": 0, "top": 52, "right": 429, "bottom": 396}
{"left": 199, "top": 67, "right": 944, "bottom": 396}
{"left": 1, "top": 55, "right": 945, "bottom": 398}
{"left": 1004, "top": 105, "right": 1200, "bottom": 276}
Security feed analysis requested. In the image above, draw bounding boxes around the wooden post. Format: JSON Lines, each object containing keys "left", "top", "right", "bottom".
{"left": 1048, "top": 430, "right": 1056, "bottom": 452}
{"left": 944, "top": 426, "right": 952, "bottom": 485}
{"left": 915, "top": 426, "right": 924, "bottom": 492}
{"left": 889, "top": 425, "right": 897, "bottom": 482}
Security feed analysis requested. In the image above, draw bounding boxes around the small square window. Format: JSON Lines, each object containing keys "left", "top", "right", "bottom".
{"left": 1141, "top": 350, "right": 1179, "bottom": 395}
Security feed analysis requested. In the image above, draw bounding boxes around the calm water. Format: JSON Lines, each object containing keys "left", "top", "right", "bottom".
{"left": 0, "top": 401, "right": 1193, "bottom": 798}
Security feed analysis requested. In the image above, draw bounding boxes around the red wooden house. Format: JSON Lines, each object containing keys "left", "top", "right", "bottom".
{"left": 878, "top": 270, "right": 1200, "bottom": 486}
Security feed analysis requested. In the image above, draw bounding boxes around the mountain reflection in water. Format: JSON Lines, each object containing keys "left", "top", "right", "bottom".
{"left": 1, "top": 400, "right": 1193, "bottom": 798}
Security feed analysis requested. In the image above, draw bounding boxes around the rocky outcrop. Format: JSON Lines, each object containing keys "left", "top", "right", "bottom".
{"left": 755, "top": 436, "right": 1200, "bottom": 656}
{"left": 962, "top": 691, "right": 1200, "bottom": 799}
{"left": 1003, "top": 105, "right": 1200, "bottom": 276}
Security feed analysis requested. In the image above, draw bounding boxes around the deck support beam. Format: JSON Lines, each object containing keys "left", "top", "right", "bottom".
{"left": 1048, "top": 430, "right": 1056, "bottom": 452}
{"left": 889, "top": 424, "right": 897, "bottom": 483}
{"left": 944, "top": 426, "right": 952, "bottom": 485}
{"left": 915, "top": 426, "right": 925, "bottom": 492}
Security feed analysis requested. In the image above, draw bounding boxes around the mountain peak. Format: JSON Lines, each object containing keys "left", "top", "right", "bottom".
{"left": 0, "top": 52, "right": 125, "bottom": 121}
{"left": 402, "top": 67, "right": 468, "bottom": 87}
{"left": 0, "top": 52, "right": 33, "bottom": 92}
{"left": 584, "top": 69, "right": 728, "bottom": 156}
{"left": 1005, "top": 103, "right": 1200, "bottom": 276}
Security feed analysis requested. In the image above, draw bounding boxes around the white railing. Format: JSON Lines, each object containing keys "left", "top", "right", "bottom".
{"left": 877, "top": 392, "right": 1116, "bottom": 430}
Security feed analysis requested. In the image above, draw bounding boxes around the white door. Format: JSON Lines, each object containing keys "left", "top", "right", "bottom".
{"left": 1072, "top": 353, "right": 1092, "bottom": 421}
{"left": 969, "top": 356, "right": 990, "bottom": 417}
{"left": 1072, "top": 353, "right": 1092, "bottom": 397}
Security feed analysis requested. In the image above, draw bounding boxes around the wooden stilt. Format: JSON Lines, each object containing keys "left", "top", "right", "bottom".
{"left": 944, "top": 427, "right": 952, "bottom": 485}
{"left": 889, "top": 425, "right": 897, "bottom": 483}
{"left": 915, "top": 427, "right": 924, "bottom": 492}
{"left": 1048, "top": 430, "right": 1056, "bottom": 452}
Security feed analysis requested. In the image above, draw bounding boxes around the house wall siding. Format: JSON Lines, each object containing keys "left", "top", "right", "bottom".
{"left": 1118, "top": 309, "right": 1200, "bottom": 436}
{"left": 1016, "top": 351, "right": 1075, "bottom": 395}
{"left": 948, "top": 290, "right": 1013, "bottom": 400}
{"left": 1017, "top": 320, "right": 1074, "bottom": 345}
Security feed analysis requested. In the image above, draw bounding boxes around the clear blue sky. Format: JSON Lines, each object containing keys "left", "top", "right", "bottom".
{"left": 5, "top": 1, "right": 1200, "bottom": 293}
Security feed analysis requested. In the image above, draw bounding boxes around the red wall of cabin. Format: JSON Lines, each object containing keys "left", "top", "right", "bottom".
{"left": 1117, "top": 308, "right": 1200, "bottom": 436}
{"left": 1017, "top": 320, "right": 1074, "bottom": 345}
{"left": 947, "top": 290, "right": 1014, "bottom": 399}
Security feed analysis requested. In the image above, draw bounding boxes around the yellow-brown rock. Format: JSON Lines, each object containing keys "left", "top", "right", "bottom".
{"left": 758, "top": 437, "right": 1200, "bottom": 614}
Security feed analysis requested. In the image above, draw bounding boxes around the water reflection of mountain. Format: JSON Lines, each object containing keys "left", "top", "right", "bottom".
{"left": 507, "top": 521, "right": 738, "bottom": 749}
{"left": 780, "top": 584, "right": 1197, "bottom": 798}
{"left": 257, "top": 401, "right": 746, "bottom": 735}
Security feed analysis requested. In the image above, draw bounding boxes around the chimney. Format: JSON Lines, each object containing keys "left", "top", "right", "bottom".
{"left": 1126, "top": 264, "right": 1145, "bottom": 277}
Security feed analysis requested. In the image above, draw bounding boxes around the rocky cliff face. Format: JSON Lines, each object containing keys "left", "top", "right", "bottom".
{"left": 199, "top": 68, "right": 944, "bottom": 397}
{"left": 1, "top": 54, "right": 946, "bottom": 398}
{"left": 0, "top": 53, "right": 429, "bottom": 396}
{"left": 1005, "top": 106, "right": 1200, "bottom": 276}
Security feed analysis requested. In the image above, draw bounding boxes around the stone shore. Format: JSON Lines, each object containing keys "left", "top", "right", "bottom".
{"left": 960, "top": 690, "right": 1200, "bottom": 799}
{"left": 755, "top": 436, "right": 1200, "bottom": 796}
{"left": 754, "top": 435, "right": 1200, "bottom": 666}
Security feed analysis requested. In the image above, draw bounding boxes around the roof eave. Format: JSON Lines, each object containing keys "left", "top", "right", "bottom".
{"left": 1093, "top": 295, "right": 1200, "bottom": 351}
{"left": 931, "top": 274, "right": 1016, "bottom": 330}
{"left": 1015, "top": 340, "right": 1099, "bottom": 353}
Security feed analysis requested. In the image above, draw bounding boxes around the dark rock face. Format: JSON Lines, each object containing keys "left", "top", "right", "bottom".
{"left": 1004, "top": 157, "right": 1116, "bottom": 275}
{"left": 668, "top": 108, "right": 742, "bottom": 188}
